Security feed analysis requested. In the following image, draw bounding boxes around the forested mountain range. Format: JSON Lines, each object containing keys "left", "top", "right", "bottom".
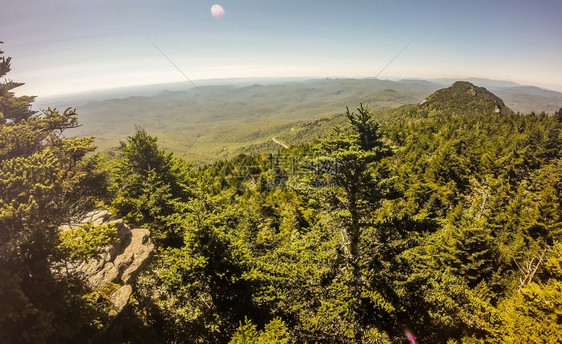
{"left": 37, "top": 77, "right": 562, "bottom": 161}
{"left": 1, "top": 48, "right": 561, "bottom": 343}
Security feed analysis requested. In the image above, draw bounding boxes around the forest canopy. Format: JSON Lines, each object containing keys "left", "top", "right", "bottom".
{"left": 1, "top": 48, "right": 561, "bottom": 344}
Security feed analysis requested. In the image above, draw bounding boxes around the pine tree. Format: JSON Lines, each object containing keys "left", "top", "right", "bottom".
{"left": 0, "top": 45, "right": 108, "bottom": 343}
{"left": 285, "top": 104, "right": 395, "bottom": 341}
{"left": 309, "top": 104, "right": 392, "bottom": 266}
{"left": 111, "top": 127, "right": 192, "bottom": 247}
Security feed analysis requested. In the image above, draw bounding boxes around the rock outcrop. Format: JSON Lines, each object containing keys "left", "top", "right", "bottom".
{"left": 63, "top": 210, "right": 154, "bottom": 315}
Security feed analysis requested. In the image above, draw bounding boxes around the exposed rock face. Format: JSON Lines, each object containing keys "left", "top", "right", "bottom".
{"left": 65, "top": 210, "right": 154, "bottom": 315}
{"left": 109, "top": 284, "right": 133, "bottom": 316}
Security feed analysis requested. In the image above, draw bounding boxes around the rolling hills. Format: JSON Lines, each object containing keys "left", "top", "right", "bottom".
{"left": 37, "top": 78, "right": 562, "bottom": 161}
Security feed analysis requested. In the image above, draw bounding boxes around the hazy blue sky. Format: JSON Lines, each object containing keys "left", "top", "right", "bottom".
{"left": 2, "top": 0, "right": 561, "bottom": 96}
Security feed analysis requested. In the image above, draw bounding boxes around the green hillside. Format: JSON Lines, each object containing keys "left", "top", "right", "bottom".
{"left": 53, "top": 78, "right": 562, "bottom": 162}
{"left": 387, "top": 81, "right": 515, "bottom": 122}
{"left": 3, "top": 44, "right": 562, "bottom": 344}
{"left": 420, "top": 81, "right": 514, "bottom": 115}
{"left": 98, "top": 84, "right": 560, "bottom": 343}
{"left": 61, "top": 79, "right": 437, "bottom": 161}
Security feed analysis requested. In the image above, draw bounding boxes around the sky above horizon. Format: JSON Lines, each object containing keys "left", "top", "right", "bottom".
{"left": 2, "top": 0, "right": 562, "bottom": 97}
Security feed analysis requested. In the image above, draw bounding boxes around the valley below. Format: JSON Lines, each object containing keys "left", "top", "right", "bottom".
{"left": 39, "top": 77, "right": 562, "bottom": 161}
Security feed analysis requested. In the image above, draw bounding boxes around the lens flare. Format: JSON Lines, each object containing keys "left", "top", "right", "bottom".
{"left": 404, "top": 327, "right": 417, "bottom": 344}
{"left": 211, "top": 4, "right": 225, "bottom": 18}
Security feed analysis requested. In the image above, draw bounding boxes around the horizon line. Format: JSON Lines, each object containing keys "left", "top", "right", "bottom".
{"left": 31, "top": 75, "right": 562, "bottom": 101}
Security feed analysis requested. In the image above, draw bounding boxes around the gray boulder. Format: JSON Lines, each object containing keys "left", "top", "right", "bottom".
{"left": 66, "top": 210, "right": 154, "bottom": 314}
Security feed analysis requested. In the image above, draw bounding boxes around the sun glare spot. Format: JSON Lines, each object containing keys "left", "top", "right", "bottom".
{"left": 211, "top": 4, "right": 225, "bottom": 19}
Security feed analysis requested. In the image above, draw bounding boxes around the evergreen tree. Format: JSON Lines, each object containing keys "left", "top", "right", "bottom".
{"left": 0, "top": 45, "right": 108, "bottom": 343}
{"left": 269, "top": 104, "right": 397, "bottom": 342}
{"left": 308, "top": 104, "right": 392, "bottom": 266}
{"left": 111, "top": 127, "right": 192, "bottom": 247}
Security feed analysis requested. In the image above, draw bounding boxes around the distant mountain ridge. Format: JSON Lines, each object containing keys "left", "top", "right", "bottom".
{"left": 38, "top": 77, "right": 562, "bottom": 115}
{"left": 37, "top": 78, "right": 561, "bottom": 161}
{"left": 56, "top": 78, "right": 440, "bottom": 160}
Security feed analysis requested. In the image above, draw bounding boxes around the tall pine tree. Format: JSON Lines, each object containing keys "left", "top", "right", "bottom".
{"left": 0, "top": 44, "right": 107, "bottom": 343}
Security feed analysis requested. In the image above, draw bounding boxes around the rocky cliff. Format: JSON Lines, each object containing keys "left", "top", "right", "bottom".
{"left": 62, "top": 210, "right": 154, "bottom": 316}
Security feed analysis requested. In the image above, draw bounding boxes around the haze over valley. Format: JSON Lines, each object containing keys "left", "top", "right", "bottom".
{"left": 37, "top": 77, "right": 562, "bottom": 161}
{"left": 2, "top": 1, "right": 562, "bottom": 343}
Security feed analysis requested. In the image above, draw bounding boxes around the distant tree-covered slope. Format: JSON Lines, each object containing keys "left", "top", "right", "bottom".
{"left": 387, "top": 81, "right": 515, "bottom": 121}
{"left": 432, "top": 78, "right": 562, "bottom": 114}
{"left": 421, "top": 81, "right": 514, "bottom": 116}
{"left": 104, "top": 83, "right": 561, "bottom": 343}
{"left": 60, "top": 78, "right": 437, "bottom": 160}
{"left": 3, "top": 44, "right": 561, "bottom": 344}
{"left": 51, "top": 78, "right": 561, "bottom": 161}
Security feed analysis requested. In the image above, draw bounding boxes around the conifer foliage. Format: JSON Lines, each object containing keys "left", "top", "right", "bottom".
{"left": 0, "top": 46, "right": 107, "bottom": 343}
{"left": 1, "top": 44, "right": 561, "bottom": 343}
